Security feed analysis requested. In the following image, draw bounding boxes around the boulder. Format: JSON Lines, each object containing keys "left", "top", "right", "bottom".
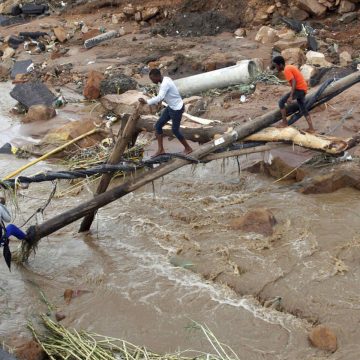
{"left": 273, "top": 37, "right": 307, "bottom": 51}
{"left": 246, "top": 157, "right": 307, "bottom": 182}
{"left": 255, "top": 26, "right": 279, "bottom": 45}
{"left": 15, "top": 340, "right": 46, "bottom": 360}
{"left": 0, "top": 0, "right": 21, "bottom": 14}
{"left": 55, "top": 312, "right": 66, "bottom": 321}
{"left": 308, "top": 325, "right": 337, "bottom": 352}
{"left": 123, "top": 4, "right": 135, "bottom": 16}
{"left": 281, "top": 47, "right": 306, "bottom": 66}
{"left": 253, "top": 10, "right": 269, "bottom": 25}
{"left": 276, "top": 28, "right": 296, "bottom": 40}
{"left": 10, "top": 82, "right": 56, "bottom": 110}
{"left": 100, "top": 73, "right": 137, "bottom": 96}
{"left": 101, "top": 90, "right": 150, "bottom": 114}
{"left": 300, "top": 64, "right": 317, "bottom": 82}
{"left": 229, "top": 208, "right": 277, "bottom": 236}
{"left": 234, "top": 28, "right": 246, "bottom": 37}
{"left": 306, "top": 50, "right": 332, "bottom": 67}
{"left": 0, "top": 62, "right": 11, "bottom": 79}
{"left": 297, "top": 0, "right": 327, "bottom": 17}
{"left": 2, "top": 47, "right": 15, "bottom": 60}
{"left": 203, "top": 52, "right": 236, "bottom": 72}
{"left": 43, "top": 118, "right": 104, "bottom": 148}
{"left": 299, "top": 168, "right": 360, "bottom": 194}
{"left": 266, "top": 5, "right": 276, "bottom": 14}
{"left": 338, "top": 0, "right": 356, "bottom": 13}
{"left": 10, "top": 59, "right": 32, "bottom": 79}
{"left": 53, "top": 27, "right": 67, "bottom": 43}
{"left": 289, "top": 6, "right": 310, "bottom": 20}
{"left": 339, "top": 51, "right": 352, "bottom": 67}
{"left": 24, "top": 105, "right": 56, "bottom": 123}
{"left": 141, "top": 7, "right": 159, "bottom": 21}
{"left": 83, "top": 70, "right": 104, "bottom": 100}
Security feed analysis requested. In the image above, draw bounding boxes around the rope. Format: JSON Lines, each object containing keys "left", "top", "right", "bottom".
{"left": 19, "top": 183, "right": 57, "bottom": 227}
{"left": 0, "top": 155, "right": 198, "bottom": 188}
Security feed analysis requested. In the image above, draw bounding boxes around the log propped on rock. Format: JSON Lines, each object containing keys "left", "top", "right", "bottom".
{"left": 136, "top": 114, "right": 230, "bottom": 143}
{"left": 20, "top": 72, "right": 360, "bottom": 249}
{"left": 133, "top": 116, "right": 359, "bottom": 155}
{"left": 246, "top": 127, "right": 359, "bottom": 155}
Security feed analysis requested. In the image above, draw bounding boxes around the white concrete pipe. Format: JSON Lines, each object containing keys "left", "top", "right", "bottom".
{"left": 174, "top": 60, "right": 260, "bottom": 96}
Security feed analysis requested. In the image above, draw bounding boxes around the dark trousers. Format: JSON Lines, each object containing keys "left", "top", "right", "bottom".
{"left": 279, "top": 90, "right": 309, "bottom": 117}
{"left": 155, "top": 106, "right": 185, "bottom": 141}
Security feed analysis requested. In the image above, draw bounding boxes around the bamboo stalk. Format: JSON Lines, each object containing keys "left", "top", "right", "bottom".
{"left": 2, "top": 128, "right": 103, "bottom": 181}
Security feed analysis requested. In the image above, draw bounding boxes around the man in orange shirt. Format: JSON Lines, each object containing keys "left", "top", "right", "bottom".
{"left": 272, "top": 56, "right": 315, "bottom": 133}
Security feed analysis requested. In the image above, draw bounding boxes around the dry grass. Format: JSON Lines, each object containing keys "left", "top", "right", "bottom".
{"left": 29, "top": 316, "right": 240, "bottom": 360}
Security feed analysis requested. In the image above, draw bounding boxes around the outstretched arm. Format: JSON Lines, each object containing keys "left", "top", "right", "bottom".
{"left": 147, "top": 81, "right": 169, "bottom": 106}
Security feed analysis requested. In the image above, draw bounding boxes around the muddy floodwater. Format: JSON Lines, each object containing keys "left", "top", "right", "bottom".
{"left": 1, "top": 85, "right": 360, "bottom": 360}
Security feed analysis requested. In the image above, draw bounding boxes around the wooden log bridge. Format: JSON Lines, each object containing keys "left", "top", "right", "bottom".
{"left": 22, "top": 72, "right": 360, "bottom": 248}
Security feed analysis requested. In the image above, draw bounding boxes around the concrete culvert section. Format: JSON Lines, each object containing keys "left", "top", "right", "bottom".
{"left": 174, "top": 60, "right": 261, "bottom": 96}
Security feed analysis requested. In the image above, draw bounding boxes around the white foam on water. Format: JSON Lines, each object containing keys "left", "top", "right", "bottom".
{"left": 110, "top": 239, "right": 310, "bottom": 335}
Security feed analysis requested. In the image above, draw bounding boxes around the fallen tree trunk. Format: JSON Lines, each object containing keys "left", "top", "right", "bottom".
{"left": 246, "top": 127, "right": 355, "bottom": 154}
{"left": 23, "top": 72, "right": 360, "bottom": 246}
{"left": 136, "top": 115, "right": 230, "bottom": 143}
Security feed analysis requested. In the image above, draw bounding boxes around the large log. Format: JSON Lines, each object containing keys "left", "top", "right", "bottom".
{"left": 24, "top": 72, "right": 360, "bottom": 245}
{"left": 246, "top": 127, "right": 355, "bottom": 154}
{"left": 137, "top": 114, "right": 230, "bottom": 143}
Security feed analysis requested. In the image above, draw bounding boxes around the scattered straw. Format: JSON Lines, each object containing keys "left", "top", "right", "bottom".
{"left": 29, "top": 317, "right": 239, "bottom": 360}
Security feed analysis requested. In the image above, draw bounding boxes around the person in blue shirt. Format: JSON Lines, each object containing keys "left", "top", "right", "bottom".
{"left": 0, "top": 197, "right": 26, "bottom": 270}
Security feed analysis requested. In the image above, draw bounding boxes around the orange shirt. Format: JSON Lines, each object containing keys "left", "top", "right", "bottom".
{"left": 284, "top": 65, "right": 308, "bottom": 92}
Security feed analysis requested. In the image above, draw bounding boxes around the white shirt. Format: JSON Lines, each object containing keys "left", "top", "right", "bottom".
{"left": 147, "top": 76, "right": 183, "bottom": 111}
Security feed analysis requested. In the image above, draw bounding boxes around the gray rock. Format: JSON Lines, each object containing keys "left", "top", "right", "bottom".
{"left": 10, "top": 59, "right": 32, "bottom": 79}
{"left": 100, "top": 74, "right": 137, "bottom": 96}
{"left": 10, "top": 81, "right": 56, "bottom": 110}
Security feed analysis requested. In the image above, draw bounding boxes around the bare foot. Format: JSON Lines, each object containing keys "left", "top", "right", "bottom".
{"left": 182, "top": 147, "right": 193, "bottom": 155}
{"left": 276, "top": 122, "right": 288, "bottom": 128}
{"left": 151, "top": 150, "right": 165, "bottom": 158}
{"left": 305, "top": 128, "right": 316, "bottom": 134}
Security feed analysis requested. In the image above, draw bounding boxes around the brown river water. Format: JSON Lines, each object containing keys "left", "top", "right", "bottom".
{"left": 1, "top": 83, "right": 360, "bottom": 359}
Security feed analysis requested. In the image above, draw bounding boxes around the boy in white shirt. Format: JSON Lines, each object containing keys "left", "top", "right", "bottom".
{"left": 139, "top": 68, "right": 193, "bottom": 157}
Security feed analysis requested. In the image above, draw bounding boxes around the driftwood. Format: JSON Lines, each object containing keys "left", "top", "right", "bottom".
{"left": 137, "top": 114, "right": 229, "bottom": 143}
{"left": 21, "top": 72, "right": 360, "bottom": 243}
{"left": 246, "top": 127, "right": 356, "bottom": 154}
